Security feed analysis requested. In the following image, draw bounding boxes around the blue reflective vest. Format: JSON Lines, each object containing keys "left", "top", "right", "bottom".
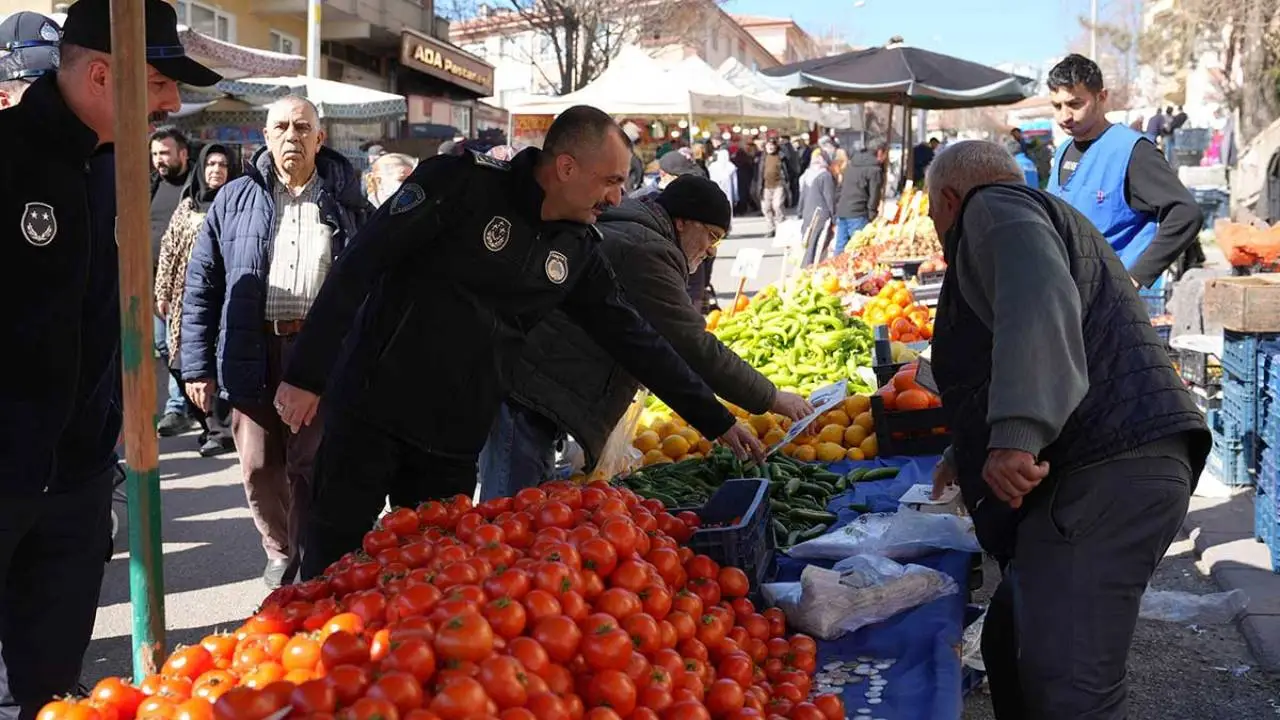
{"left": 1014, "top": 152, "right": 1039, "bottom": 188}
{"left": 1047, "top": 124, "right": 1158, "bottom": 271}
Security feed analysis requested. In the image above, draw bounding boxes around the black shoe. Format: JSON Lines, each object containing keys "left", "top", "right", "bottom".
{"left": 199, "top": 435, "right": 234, "bottom": 457}
{"left": 766, "top": 230, "right": 776, "bottom": 238}
{"left": 157, "top": 412, "right": 192, "bottom": 437}
{"left": 263, "top": 559, "right": 289, "bottom": 588}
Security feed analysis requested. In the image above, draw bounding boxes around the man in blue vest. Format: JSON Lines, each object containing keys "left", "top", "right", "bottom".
{"left": 1003, "top": 137, "right": 1040, "bottom": 188}
{"left": 1045, "top": 54, "right": 1202, "bottom": 287}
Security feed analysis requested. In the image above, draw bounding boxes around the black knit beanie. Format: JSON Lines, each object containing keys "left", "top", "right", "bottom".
{"left": 655, "top": 175, "right": 732, "bottom": 233}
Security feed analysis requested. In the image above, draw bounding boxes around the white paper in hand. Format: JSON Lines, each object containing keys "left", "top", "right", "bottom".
{"left": 766, "top": 379, "right": 848, "bottom": 454}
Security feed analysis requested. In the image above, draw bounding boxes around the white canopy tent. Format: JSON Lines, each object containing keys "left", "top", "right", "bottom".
{"left": 510, "top": 46, "right": 764, "bottom": 118}
{"left": 717, "top": 57, "right": 859, "bottom": 129}
{"left": 236, "top": 76, "right": 407, "bottom": 123}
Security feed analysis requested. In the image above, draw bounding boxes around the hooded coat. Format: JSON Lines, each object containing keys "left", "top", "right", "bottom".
{"left": 154, "top": 142, "right": 239, "bottom": 368}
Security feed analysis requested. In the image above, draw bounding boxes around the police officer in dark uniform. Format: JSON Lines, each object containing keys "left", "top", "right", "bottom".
{"left": 0, "top": 0, "right": 219, "bottom": 714}
{"left": 275, "top": 106, "right": 764, "bottom": 579}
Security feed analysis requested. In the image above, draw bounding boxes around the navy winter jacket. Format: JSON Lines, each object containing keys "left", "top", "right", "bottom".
{"left": 181, "top": 145, "right": 372, "bottom": 405}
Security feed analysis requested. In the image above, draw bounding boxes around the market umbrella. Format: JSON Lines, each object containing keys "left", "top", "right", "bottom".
{"left": 760, "top": 42, "right": 1036, "bottom": 110}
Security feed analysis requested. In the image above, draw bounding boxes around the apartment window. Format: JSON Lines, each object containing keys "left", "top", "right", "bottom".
{"left": 711, "top": 30, "right": 720, "bottom": 51}
{"left": 176, "top": 1, "right": 235, "bottom": 41}
{"left": 738, "top": 39, "right": 745, "bottom": 56}
{"left": 270, "top": 30, "right": 300, "bottom": 55}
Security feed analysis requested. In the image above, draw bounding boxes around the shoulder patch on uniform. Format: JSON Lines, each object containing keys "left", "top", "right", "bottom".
{"left": 389, "top": 183, "right": 426, "bottom": 215}
{"left": 21, "top": 202, "right": 57, "bottom": 246}
{"left": 587, "top": 224, "right": 605, "bottom": 242}
{"left": 484, "top": 216, "right": 512, "bottom": 252}
{"left": 545, "top": 250, "right": 569, "bottom": 285}
{"left": 472, "top": 150, "right": 510, "bottom": 171}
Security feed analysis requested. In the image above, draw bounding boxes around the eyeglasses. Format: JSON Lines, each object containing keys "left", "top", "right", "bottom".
{"left": 705, "top": 224, "right": 726, "bottom": 248}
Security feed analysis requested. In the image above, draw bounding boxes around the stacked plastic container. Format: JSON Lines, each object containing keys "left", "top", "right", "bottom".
{"left": 1254, "top": 340, "right": 1280, "bottom": 569}
{"left": 1212, "top": 331, "right": 1276, "bottom": 488}
{"left": 1138, "top": 275, "right": 1173, "bottom": 345}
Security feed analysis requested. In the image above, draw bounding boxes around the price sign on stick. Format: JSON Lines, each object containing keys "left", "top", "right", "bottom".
{"left": 731, "top": 247, "right": 765, "bottom": 279}
{"left": 765, "top": 379, "right": 849, "bottom": 454}
{"left": 773, "top": 218, "right": 803, "bottom": 249}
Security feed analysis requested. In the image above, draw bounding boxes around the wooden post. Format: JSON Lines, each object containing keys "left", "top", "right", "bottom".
{"left": 879, "top": 102, "right": 894, "bottom": 210}
{"left": 111, "top": 0, "right": 167, "bottom": 679}
{"left": 902, "top": 103, "right": 913, "bottom": 182}
{"left": 728, "top": 277, "right": 748, "bottom": 317}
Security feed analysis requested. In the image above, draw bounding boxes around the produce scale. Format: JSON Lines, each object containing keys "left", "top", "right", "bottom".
{"left": 68, "top": 195, "right": 979, "bottom": 720}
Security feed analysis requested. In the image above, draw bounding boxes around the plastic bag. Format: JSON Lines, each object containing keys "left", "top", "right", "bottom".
{"left": 1138, "top": 588, "right": 1249, "bottom": 624}
{"left": 961, "top": 608, "right": 986, "bottom": 671}
{"left": 783, "top": 558, "right": 957, "bottom": 640}
{"left": 787, "top": 506, "right": 982, "bottom": 561}
{"left": 591, "top": 390, "right": 649, "bottom": 482}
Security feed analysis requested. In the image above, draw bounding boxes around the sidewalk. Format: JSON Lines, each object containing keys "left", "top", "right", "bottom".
{"left": 1183, "top": 488, "right": 1280, "bottom": 670}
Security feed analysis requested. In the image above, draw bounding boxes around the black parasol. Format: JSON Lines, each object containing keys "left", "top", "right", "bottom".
{"left": 762, "top": 42, "right": 1036, "bottom": 110}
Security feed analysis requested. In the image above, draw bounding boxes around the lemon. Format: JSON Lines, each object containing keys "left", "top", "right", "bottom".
{"left": 853, "top": 411, "right": 875, "bottom": 431}
{"left": 859, "top": 434, "right": 879, "bottom": 459}
{"left": 793, "top": 445, "right": 817, "bottom": 462}
{"left": 843, "top": 425, "right": 869, "bottom": 448}
{"left": 633, "top": 430, "right": 661, "bottom": 453}
{"left": 661, "top": 434, "right": 691, "bottom": 459}
{"left": 844, "top": 395, "right": 871, "bottom": 417}
{"left": 846, "top": 447, "right": 866, "bottom": 461}
{"left": 824, "top": 409, "right": 851, "bottom": 427}
{"left": 762, "top": 428, "right": 786, "bottom": 447}
{"left": 816, "top": 442, "right": 846, "bottom": 463}
{"left": 643, "top": 449, "right": 668, "bottom": 466}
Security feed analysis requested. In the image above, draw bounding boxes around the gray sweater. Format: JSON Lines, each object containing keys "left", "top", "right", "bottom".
{"left": 952, "top": 184, "right": 1090, "bottom": 455}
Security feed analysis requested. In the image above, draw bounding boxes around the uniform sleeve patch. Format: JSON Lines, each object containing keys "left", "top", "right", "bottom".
{"left": 390, "top": 183, "right": 426, "bottom": 215}
{"left": 472, "top": 150, "right": 510, "bottom": 171}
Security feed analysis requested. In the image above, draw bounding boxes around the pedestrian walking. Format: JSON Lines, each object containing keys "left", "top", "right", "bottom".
{"left": 753, "top": 139, "right": 791, "bottom": 237}
{"left": 0, "top": 0, "right": 217, "bottom": 714}
{"left": 833, "top": 141, "right": 886, "bottom": 254}
{"left": 273, "top": 106, "right": 764, "bottom": 580}
{"left": 181, "top": 95, "right": 372, "bottom": 588}
{"left": 799, "top": 152, "right": 838, "bottom": 266}
{"left": 926, "top": 141, "right": 1210, "bottom": 720}
{"left": 150, "top": 126, "right": 197, "bottom": 437}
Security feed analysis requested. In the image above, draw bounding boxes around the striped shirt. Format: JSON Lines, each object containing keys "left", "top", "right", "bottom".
{"left": 264, "top": 173, "right": 332, "bottom": 321}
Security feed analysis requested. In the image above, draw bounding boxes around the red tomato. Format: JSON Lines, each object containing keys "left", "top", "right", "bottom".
{"left": 433, "top": 612, "right": 495, "bottom": 663}
{"left": 584, "top": 670, "right": 636, "bottom": 718}
{"left": 477, "top": 656, "right": 530, "bottom": 710}
{"left": 532, "top": 615, "right": 582, "bottom": 664}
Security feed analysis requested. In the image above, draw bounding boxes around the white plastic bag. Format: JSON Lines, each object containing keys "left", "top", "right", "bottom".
{"left": 591, "top": 390, "right": 649, "bottom": 482}
{"left": 780, "top": 557, "right": 958, "bottom": 640}
{"left": 1138, "top": 588, "right": 1248, "bottom": 624}
{"left": 787, "top": 506, "right": 981, "bottom": 561}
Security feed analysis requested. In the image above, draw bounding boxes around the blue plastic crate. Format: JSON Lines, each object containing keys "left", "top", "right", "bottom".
{"left": 1138, "top": 277, "right": 1171, "bottom": 317}
{"left": 1222, "top": 373, "right": 1259, "bottom": 434}
{"left": 1262, "top": 445, "right": 1278, "bottom": 497}
{"left": 1257, "top": 488, "right": 1276, "bottom": 545}
{"left": 1223, "top": 330, "right": 1280, "bottom": 383}
{"left": 686, "top": 479, "right": 775, "bottom": 594}
{"left": 1261, "top": 391, "right": 1278, "bottom": 443}
{"left": 1210, "top": 413, "right": 1255, "bottom": 487}
{"left": 1153, "top": 323, "right": 1172, "bottom": 346}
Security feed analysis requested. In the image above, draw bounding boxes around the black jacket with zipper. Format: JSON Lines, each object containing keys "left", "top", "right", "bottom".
{"left": 283, "top": 148, "right": 737, "bottom": 458}
{"left": 0, "top": 75, "right": 121, "bottom": 496}
{"left": 836, "top": 150, "right": 884, "bottom": 220}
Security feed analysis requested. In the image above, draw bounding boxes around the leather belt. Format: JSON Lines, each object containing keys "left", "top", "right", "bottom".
{"left": 265, "top": 319, "right": 305, "bottom": 336}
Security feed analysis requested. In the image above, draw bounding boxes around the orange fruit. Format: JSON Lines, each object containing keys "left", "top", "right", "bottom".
{"left": 890, "top": 317, "right": 914, "bottom": 337}
{"left": 896, "top": 389, "right": 931, "bottom": 411}
{"left": 892, "top": 289, "right": 913, "bottom": 308}
{"left": 875, "top": 387, "right": 898, "bottom": 411}
{"left": 892, "top": 370, "right": 920, "bottom": 392}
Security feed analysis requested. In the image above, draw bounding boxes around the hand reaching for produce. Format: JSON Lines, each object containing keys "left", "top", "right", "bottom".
{"left": 719, "top": 423, "right": 767, "bottom": 464}
{"left": 931, "top": 455, "right": 957, "bottom": 500}
{"left": 274, "top": 381, "right": 321, "bottom": 434}
{"left": 771, "top": 391, "right": 815, "bottom": 423}
{"left": 983, "top": 449, "right": 1049, "bottom": 508}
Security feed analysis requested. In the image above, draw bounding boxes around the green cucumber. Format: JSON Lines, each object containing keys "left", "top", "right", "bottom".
{"left": 862, "top": 467, "right": 901, "bottom": 481}
{"left": 788, "top": 508, "right": 838, "bottom": 524}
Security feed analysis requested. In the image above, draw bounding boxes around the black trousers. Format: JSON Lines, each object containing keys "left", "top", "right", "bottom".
{"left": 981, "top": 455, "right": 1190, "bottom": 720}
{"left": 299, "top": 411, "right": 478, "bottom": 580}
{"left": 0, "top": 469, "right": 113, "bottom": 720}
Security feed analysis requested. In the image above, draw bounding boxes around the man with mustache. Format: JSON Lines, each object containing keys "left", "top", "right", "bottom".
{"left": 1045, "top": 54, "right": 1201, "bottom": 286}
{"left": 149, "top": 126, "right": 195, "bottom": 437}
{"left": 273, "top": 105, "right": 764, "bottom": 579}
{"left": 0, "top": 0, "right": 218, "bottom": 713}
{"left": 182, "top": 94, "right": 373, "bottom": 589}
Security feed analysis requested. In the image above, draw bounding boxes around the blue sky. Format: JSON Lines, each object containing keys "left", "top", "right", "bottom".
{"left": 723, "top": 0, "right": 1086, "bottom": 68}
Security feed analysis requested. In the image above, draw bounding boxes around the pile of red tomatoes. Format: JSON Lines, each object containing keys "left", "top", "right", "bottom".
{"left": 43, "top": 481, "right": 844, "bottom": 720}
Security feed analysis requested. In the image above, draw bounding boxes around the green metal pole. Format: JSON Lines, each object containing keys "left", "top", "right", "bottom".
{"left": 111, "top": 0, "right": 167, "bottom": 678}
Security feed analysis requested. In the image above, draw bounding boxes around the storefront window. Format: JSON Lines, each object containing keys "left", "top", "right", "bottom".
{"left": 176, "top": 0, "right": 234, "bottom": 41}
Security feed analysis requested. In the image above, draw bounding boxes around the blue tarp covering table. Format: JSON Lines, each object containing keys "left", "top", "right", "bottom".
{"left": 773, "top": 455, "right": 972, "bottom": 720}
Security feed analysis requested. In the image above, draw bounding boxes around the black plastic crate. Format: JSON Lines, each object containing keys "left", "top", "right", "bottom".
{"left": 916, "top": 270, "right": 946, "bottom": 285}
{"left": 1154, "top": 322, "right": 1172, "bottom": 346}
{"left": 687, "top": 479, "right": 775, "bottom": 593}
{"left": 870, "top": 394, "right": 952, "bottom": 456}
{"left": 1223, "top": 330, "right": 1280, "bottom": 382}
{"left": 873, "top": 361, "right": 906, "bottom": 389}
{"left": 1177, "top": 348, "right": 1221, "bottom": 387}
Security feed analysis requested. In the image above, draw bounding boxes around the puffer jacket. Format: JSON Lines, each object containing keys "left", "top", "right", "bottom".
{"left": 835, "top": 150, "right": 884, "bottom": 220}
{"left": 510, "top": 197, "right": 777, "bottom": 469}
{"left": 181, "top": 145, "right": 372, "bottom": 404}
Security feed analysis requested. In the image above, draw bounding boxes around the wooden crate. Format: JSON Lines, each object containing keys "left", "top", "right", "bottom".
{"left": 1203, "top": 275, "right": 1280, "bottom": 333}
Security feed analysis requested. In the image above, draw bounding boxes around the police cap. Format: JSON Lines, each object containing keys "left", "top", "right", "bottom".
{"left": 62, "top": 0, "right": 221, "bottom": 87}
{"left": 0, "top": 11, "right": 60, "bottom": 82}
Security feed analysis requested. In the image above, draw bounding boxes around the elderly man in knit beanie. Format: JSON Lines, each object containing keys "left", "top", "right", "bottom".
{"left": 478, "top": 174, "right": 815, "bottom": 499}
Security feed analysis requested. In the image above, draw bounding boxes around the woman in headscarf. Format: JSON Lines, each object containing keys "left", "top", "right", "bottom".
{"left": 155, "top": 142, "right": 240, "bottom": 455}
{"left": 798, "top": 150, "right": 838, "bottom": 267}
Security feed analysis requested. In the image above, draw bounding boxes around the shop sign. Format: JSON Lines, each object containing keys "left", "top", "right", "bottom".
{"left": 401, "top": 31, "right": 494, "bottom": 96}
{"left": 514, "top": 115, "right": 554, "bottom": 133}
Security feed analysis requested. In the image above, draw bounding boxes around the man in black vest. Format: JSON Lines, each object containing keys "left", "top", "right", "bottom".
{"left": 925, "top": 141, "right": 1209, "bottom": 719}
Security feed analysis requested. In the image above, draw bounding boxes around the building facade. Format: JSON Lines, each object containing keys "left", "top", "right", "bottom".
{"left": 731, "top": 15, "right": 823, "bottom": 65}
{"left": 449, "top": 0, "right": 781, "bottom": 108}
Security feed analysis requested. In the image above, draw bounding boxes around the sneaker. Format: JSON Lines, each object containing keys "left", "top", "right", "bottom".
{"left": 263, "top": 559, "right": 289, "bottom": 588}
{"left": 156, "top": 412, "right": 192, "bottom": 437}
